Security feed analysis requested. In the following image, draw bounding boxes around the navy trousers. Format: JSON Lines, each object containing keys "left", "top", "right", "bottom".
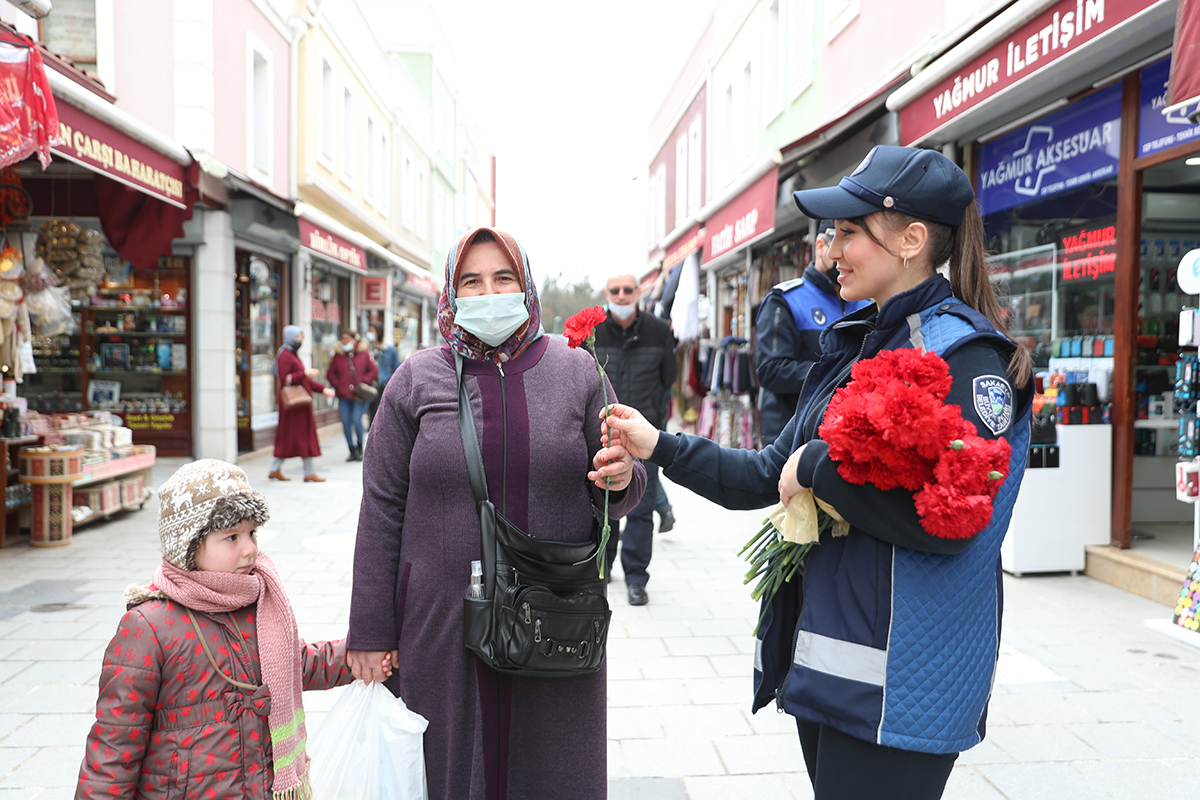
{"left": 605, "top": 461, "right": 659, "bottom": 586}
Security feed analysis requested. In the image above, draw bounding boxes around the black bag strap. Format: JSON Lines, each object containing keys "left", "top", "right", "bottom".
{"left": 456, "top": 353, "right": 497, "bottom": 597}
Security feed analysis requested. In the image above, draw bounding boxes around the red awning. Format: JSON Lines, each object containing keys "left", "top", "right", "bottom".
{"left": 702, "top": 166, "right": 777, "bottom": 266}
{"left": 1168, "top": 0, "right": 1200, "bottom": 123}
{"left": 300, "top": 218, "right": 368, "bottom": 275}
{"left": 52, "top": 99, "right": 189, "bottom": 209}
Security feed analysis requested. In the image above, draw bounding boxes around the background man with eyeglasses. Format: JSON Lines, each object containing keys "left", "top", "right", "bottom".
{"left": 592, "top": 273, "right": 678, "bottom": 606}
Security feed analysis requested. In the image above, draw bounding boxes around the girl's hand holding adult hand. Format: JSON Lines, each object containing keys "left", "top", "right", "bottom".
{"left": 600, "top": 403, "right": 658, "bottom": 460}
{"left": 347, "top": 649, "right": 398, "bottom": 685}
{"left": 778, "top": 444, "right": 806, "bottom": 507}
{"left": 589, "top": 443, "right": 633, "bottom": 491}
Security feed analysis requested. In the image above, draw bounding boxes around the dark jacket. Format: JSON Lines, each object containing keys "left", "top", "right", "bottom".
{"left": 754, "top": 264, "right": 871, "bottom": 446}
{"left": 592, "top": 309, "right": 678, "bottom": 429}
{"left": 651, "top": 276, "right": 1032, "bottom": 755}
{"left": 327, "top": 342, "right": 379, "bottom": 401}
{"left": 76, "top": 600, "right": 352, "bottom": 800}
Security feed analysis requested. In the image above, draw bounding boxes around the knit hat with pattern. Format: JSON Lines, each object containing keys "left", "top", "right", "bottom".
{"left": 157, "top": 459, "right": 269, "bottom": 570}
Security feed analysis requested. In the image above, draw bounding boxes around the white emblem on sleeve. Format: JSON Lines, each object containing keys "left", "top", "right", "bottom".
{"left": 973, "top": 375, "right": 1013, "bottom": 435}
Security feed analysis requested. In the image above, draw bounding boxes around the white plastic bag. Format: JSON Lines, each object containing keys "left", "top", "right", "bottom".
{"left": 308, "top": 680, "right": 429, "bottom": 800}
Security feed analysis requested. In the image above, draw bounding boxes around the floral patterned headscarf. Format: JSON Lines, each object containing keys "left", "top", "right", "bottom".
{"left": 438, "top": 226, "right": 544, "bottom": 363}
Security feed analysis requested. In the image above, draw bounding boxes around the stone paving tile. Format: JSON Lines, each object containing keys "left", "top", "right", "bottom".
{"left": 0, "top": 749, "right": 36, "bottom": 784}
{"left": 975, "top": 762, "right": 1114, "bottom": 800}
{"left": 606, "top": 678, "right": 691, "bottom": 708}
{"left": 942, "top": 766, "right": 1007, "bottom": 800}
{"left": 713, "top": 732, "right": 804, "bottom": 774}
{"left": 606, "top": 637, "right": 668, "bottom": 659}
{"left": 983, "top": 724, "right": 1099, "bottom": 763}
{"left": 5, "top": 640, "right": 101, "bottom": 664}
{"left": 681, "top": 773, "right": 799, "bottom": 800}
{"left": 619, "top": 737, "right": 724, "bottom": 778}
{"left": 637, "top": 654, "right": 716, "bottom": 679}
{"left": 618, "top": 619, "right": 693, "bottom": 639}
{"left": 3, "top": 622, "right": 96, "bottom": 642}
{"left": 608, "top": 777, "right": 687, "bottom": 799}
{"left": 0, "top": 746, "right": 80, "bottom": 791}
{"left": 1165, "top": 758, "right": 1200, "bottom": 786}
{"left": 778, "top": 770, "right": 817, "bottom": 799}
{"left": 2, "top": 660, "right": 98, "bottom": 687}
{"left": 1065, "top": 690, "right": 1181, "bottom": 723}
{"left": 682, "top": 677, "right": 752, "bottom": 705}
{"left": 0, "top": 716, "right": 29, "bottom": 743}
{"left": 686, "top": 617, "right": 755, "bottom": 637}
{"left": 654, "top": 703, "right": 753, "bottom": 739}
{"left": 1, "top": 686, "right": 97, "bottom": 715}
{"left": 607, "top": 706, "right": 665, "bottom": 741}
{"left": 661, "top": 635, "right": 737, "bottom": 657}
{"left": 708, "top": 653, "right": 754, "bottom": 678}
{"left": 743, "top": 707, "right": 800, "bottom": 737}
{"left": 0, "top": 715, "right": 93, "bottom": 748}
{"left": 955, "top": 737, "right": 1016, "bottom": 766}
{"left": 987, "top": 693, "right": 1098, "bottom": 725}
{"left": 1073, "top": 758, "right": 1200, "bottom": 796}
{"left": 1064, "top": 721, "right": 1194, "bottom": 760}
{"left": 0, "top": 788, "right": 46, "bottom": 799}
{"left": 0, "top": 662, "right": 30, "bottom": 685}
{"left": 606, "top": 738, "right": 623, "bottom": 779}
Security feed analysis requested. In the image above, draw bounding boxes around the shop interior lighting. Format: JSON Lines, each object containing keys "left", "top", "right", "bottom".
{"left": 1186, "top": 157, "right": 1200, "bottom": 166}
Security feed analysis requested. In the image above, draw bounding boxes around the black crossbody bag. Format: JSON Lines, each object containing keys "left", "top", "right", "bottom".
{"left": 456, "top": 354, "right": 611, "bottom": 677}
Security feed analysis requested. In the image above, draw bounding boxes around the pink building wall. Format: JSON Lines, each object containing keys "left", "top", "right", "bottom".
{"left": 213, "top": 0, "right": 291, "bottom": 198}
{"left": 822, "top": 0, "right": 948, "bottom": 119}
{"left": 112, "top": 0, "right": 176, "bottom": 138}
{"left": 650, "top": 84, "right": 707, "bottom": 241}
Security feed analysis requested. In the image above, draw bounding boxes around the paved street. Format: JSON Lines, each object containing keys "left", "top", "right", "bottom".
{"left": 0, "top": 432, "right": 1197, "bottom": 799}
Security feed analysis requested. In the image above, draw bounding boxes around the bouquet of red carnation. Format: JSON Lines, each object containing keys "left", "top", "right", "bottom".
{"left": 741, "top": 348, "right": 1011, "bottom": 631}
{"left": 563, "top": 305, "right": 616, "bottom": 578}
{"left": 818, "top": 348, "right": 1011, "bottom": 538}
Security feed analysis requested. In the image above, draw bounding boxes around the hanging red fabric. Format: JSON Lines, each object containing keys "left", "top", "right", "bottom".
{"left": 0, "top": 28, "right": 59, "bottom": 169}
{"left": 94, "top": 162, "right": 199, "bottom": 270}
{"left": 1168, "top": 0, "right": 1200, "bottom": 122}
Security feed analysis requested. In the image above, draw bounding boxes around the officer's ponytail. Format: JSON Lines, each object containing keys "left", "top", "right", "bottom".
{"left": 950, "top": 202, "right": 1032, "bottom": 389}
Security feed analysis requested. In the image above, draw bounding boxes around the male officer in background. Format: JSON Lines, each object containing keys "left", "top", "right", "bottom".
{"left": 593, "top": 273, "right": 677, "bottom": 606}
{"left": 754, "top": 220, "right": 872, "bottom": 445}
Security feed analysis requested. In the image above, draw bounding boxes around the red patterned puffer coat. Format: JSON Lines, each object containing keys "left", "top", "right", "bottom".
{"left": 76, "top": 599, "right": 353, "bottom": 800}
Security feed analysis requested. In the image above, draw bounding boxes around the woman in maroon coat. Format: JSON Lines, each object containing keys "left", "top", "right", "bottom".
{"left": 325, "top": 329, "right": 378, "bottom": 462}
{"left": 269, "top": 325, "right": 335, "bottom": 482}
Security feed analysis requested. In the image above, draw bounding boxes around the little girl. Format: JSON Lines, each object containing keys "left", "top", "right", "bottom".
{"left": 75, "top": 459, "right": 388, "bottom": 800}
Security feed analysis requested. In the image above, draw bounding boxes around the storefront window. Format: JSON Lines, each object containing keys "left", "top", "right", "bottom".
{"left": 393, "top": 294, "right": 422, "bottom": 360}
{"left": 979, "top": 83, "right": 1122, "bottom": 370}
{"left": 310, "top": 267, "right": 348, "bottom": 413}
{"left": 236, "top": 252, "right": 282, "bottom": 426}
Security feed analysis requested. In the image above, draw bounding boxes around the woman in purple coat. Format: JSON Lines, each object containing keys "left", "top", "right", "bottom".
{"left": 269, "top": 325, "right": 335, "bottom": 482}
{"left": 347, "top": 227, "right": 646, "bottom": 800}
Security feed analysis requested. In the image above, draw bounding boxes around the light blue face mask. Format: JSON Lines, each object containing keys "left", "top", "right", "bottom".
{"left": 454, "top": 293, "right": 530, "bottom": 346}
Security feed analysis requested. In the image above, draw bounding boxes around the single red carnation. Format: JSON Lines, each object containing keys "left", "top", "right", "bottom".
{"left": 913, "top": 483, "right": 996, "bottom": 539}
{"left": 563, "top": 305, "right": 607, "bottom": 348}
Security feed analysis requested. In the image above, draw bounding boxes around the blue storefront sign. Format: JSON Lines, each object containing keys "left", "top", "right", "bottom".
{"left": 977, "top": 83, "right": 1122, "bottom": 216}
{"left": 1138, "top": 57, "right": 1200, "bottom": 158}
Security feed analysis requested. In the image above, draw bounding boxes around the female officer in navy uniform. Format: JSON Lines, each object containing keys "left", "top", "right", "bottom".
{"left": 592, "top": 146, "right": 1033, "bottom": 800}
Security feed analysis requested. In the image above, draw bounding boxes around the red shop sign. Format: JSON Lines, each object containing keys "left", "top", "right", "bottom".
{"left": 664, "top": 225, "right": 703, "bottom": 271}
{"left": 53, "top": 100, "right": 187, "bottom": 208}
{"left": 703, "top": 166, "right": 777, "bottom": 265}
{"left": 898, "top": 0, "right": 1156, "bottom": 146}
{"left": 359, "top": 276, "right": 387, "bottom": 308}
{"left": 1060, "top": 225, "right": 1117, "bottom": 281}
{"left": 300, "top": 218, "right": 367, "bottom": 274}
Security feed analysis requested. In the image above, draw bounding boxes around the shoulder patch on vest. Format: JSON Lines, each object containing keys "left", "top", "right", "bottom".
{"left": 812, "top": 307, "right": 827, "bottom": 326}
{"left": 973, "top": 375, "right": 1013, "bottom": 435}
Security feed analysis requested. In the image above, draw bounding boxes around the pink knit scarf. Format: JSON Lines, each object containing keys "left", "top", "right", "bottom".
{"left": 152, "top": 553, "right": 311, "bottom": 800}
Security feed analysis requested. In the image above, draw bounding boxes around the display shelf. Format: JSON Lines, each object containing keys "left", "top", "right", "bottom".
{"left": 0, "top": 436, "right": 40, "bottom": 548}
{"left": 90, "top": 331, "right": 186, "bottom": 338}
{"left": 73, "top": 451, "right": 155, "bottom": 487}
{"left": 1135, "top": 418, "right": 1181, "bottom": 429}
{"left": 87, "top": 370, "right": 188, "bottom": 376}
{"left": 87, "top": 304, "right": 188, "bottom": 312}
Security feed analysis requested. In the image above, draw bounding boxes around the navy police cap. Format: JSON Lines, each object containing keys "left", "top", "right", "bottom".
{"left": 792, "top": 146, "right": 975, "bottom": 228}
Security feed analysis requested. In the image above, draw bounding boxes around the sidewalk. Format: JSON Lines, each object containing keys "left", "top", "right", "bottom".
{"left": 0, "top": 434, "right": 1196, "bottom": 799}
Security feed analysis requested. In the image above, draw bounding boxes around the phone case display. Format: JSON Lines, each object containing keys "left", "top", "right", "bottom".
{"left": 20, "top": 250, "right": 193, "bottom": 457}
{"left": 1173, "top": 546, "right": 1200, "bottom": 633}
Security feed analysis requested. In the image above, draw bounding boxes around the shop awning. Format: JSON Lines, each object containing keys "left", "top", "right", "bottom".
{"left": 1166, "top": 0, "right": 1200, "bottom": 123}
{"left": 299, "top": 216, "right": 367, "bottom": 275}
{"left": 663, "top": 224, "right": 703, "bottom": 273}
{"left": 887, "top": 0, "right": 1174, "bottom": 146}
{"left": 46, "top": 67, "right": 191, "bottom": 208}
{"left": 701, "top": 164, "right": 778, "bottom": 267}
